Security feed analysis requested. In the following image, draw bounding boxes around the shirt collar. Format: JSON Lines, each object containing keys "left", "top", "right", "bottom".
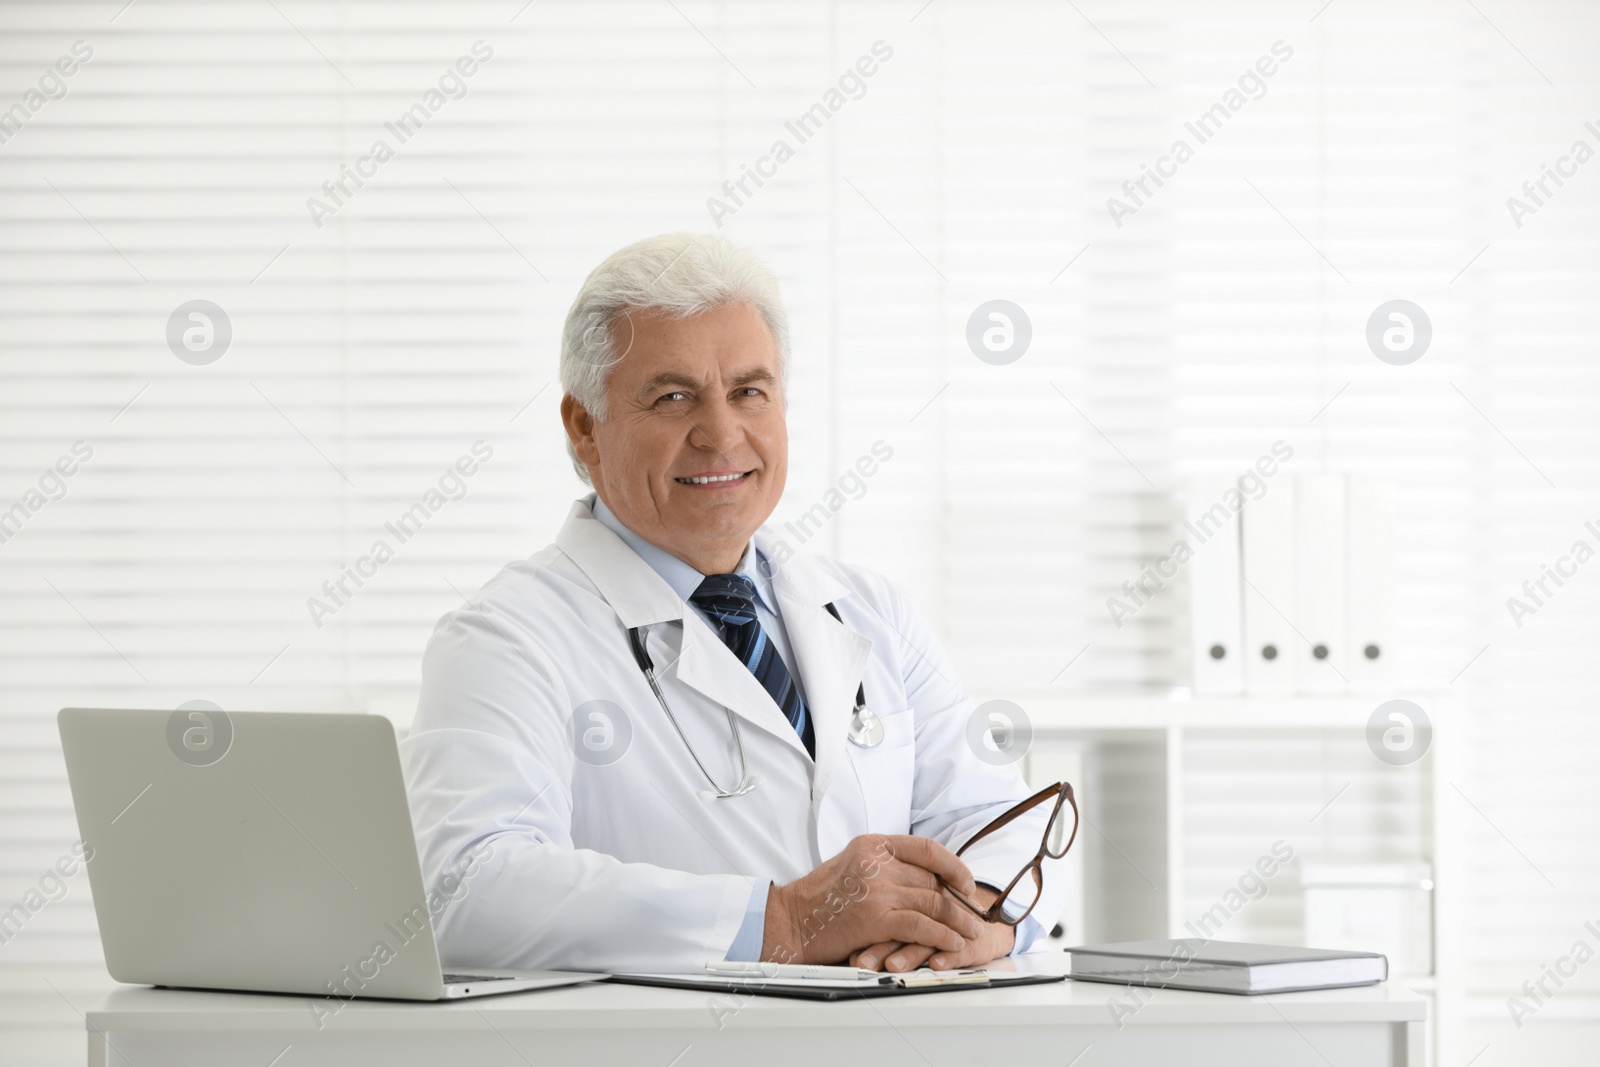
{"left": 588, "top": 494, "right": 777, "bottom": 614}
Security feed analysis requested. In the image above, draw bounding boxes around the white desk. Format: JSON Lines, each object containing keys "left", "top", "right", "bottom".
{"left": 85, "top": 969, "right": 1428, "bottom": 1067}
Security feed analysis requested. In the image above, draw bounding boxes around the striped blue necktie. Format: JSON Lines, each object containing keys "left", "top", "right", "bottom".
{"left": 690, "top": 573, "right": 815, "bottom": 759}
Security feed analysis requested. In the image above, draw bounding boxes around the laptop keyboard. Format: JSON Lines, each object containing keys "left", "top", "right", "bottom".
{"left": 443, "top": 973, "right": 514, "bottom": 983}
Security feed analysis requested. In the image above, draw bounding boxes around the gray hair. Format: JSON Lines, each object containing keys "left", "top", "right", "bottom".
{"left": 560, "top": 233, "right": 790, "bottom": 485}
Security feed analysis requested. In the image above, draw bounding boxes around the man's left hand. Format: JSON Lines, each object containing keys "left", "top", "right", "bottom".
{"left": 848, "top": 885, "right": 1016, "bottom": 972}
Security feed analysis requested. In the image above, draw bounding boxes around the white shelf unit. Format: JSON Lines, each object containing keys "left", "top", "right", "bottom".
{"left": 993, "top": 690, "right": 1457, "bottom": 1067}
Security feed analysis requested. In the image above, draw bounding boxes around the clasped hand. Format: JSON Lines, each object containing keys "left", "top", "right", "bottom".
{"left": 761, "top": 834, "right": 1015, "bottom": 973}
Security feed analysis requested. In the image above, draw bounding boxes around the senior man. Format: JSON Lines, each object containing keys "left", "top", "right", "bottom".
{"left": 401, "top": 233, "right": 1068, "bottom": 975}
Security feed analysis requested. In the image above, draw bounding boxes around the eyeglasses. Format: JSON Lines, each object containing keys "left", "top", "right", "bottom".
{"left": 937, "top": 781, "right": 1078, "bottom": 928}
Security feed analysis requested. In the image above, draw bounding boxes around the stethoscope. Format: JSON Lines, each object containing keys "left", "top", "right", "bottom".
{"left": 626, "top": 602, "right": 884, "bottom": 802}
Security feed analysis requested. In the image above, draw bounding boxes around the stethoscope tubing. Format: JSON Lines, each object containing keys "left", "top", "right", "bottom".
{"left": 628, "top": 626, "right": 757, "bottom": 799}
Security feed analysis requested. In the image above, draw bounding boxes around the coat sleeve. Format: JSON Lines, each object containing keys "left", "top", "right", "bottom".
{"left": 859, "top": 570, "right": 1071, "bottom": 941}
{"left": 399, "top": 593, "right": 754, "bottom": 973}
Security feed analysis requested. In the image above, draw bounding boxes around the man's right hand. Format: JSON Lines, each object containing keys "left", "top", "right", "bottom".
{"left": 760, "top": 835, "right": 986, "bottom": 965}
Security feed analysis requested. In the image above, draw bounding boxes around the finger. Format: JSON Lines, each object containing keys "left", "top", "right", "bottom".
{"left": 893, "top": 885, "right": 986, "bottom": 940}
{"left": 931, "top": 927, "right": 1004, "bottom": 971}
{"left": 852, "top": 941, "right": 901, "bottom": 971}
{"left": 884, "top": 943, "right": 937, "bottom": 973}
{"left": 884, "top": 909, "right": 968, "bottom": 953}
{"left": 879, "top": 836, "right": 977, "bottom": 897}
{"left": 927, "top": 948, "right": 968, "bottom": 970}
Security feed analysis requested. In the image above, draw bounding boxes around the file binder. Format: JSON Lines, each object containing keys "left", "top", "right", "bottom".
{"left": 1294, "top": 474, "right": 1347, "bottom": 694}
{"left": 1346, "top": 478, "right": 1396, "bottom": 692}
{"left": 1240, "top": 477, "right": 1296, "bottom": 695}
{"left": 1186, "top": 477, "right": 1244, "bottom": 695}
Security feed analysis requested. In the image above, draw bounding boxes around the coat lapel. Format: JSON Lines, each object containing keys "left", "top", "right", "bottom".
{"left": 555, "top": 499, "right": 817, "bottom": 754}
{"left": 672, "top": 618, "right": 814, "bottom": 755}
{"left": 760, "top": 537, "right": 873, "bottom": 797}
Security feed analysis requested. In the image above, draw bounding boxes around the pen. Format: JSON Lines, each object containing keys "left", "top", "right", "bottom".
{"left": 704, "top": 961, "right": 886, "bottom": 981}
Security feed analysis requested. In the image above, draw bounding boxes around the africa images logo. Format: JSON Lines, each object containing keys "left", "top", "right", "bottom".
{"left": 165, "top": 700, "right": 233, "bottom": 767}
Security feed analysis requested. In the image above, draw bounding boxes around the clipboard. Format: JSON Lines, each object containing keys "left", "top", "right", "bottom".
{"left": 606, "top": 970, "right": 1066, "bottom": 1001}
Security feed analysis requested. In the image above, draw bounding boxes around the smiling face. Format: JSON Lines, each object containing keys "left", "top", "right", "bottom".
{"left": 561, "top": 302, "right": 788, "bottom": 575}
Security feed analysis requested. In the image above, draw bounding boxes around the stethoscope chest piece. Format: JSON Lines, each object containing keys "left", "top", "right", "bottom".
{"left": 825, "top": 601, "right": 883, "bottom": 749}
{"left": 847, "top": 702, "right": 884, "bottom": 748}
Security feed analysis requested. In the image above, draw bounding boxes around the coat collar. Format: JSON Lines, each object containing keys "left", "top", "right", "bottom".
{"left": 554, "top": 497, "right": 686, "bottom": 629}
{"left": 588, "top": 494, "right": 780, "bottom": 617}
{"left": 553, "top": 496, "right": 855, "bottom": 620}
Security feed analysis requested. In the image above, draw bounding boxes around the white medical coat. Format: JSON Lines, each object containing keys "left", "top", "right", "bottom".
{"left": 399, "top": 498, "right": 1067, "bottom": 972}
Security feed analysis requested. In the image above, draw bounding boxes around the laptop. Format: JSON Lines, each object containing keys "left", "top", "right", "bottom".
{"left": 58, "top": 707, "right": 602, "bottom": 1001}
